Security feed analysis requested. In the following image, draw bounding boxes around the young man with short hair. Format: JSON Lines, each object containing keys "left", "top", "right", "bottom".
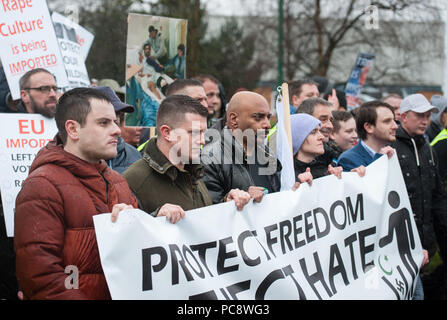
{"left": 124, "top": 95, "right": 251, "bottom": 223}
{"left": 14, "top": 88, "right": 137, "bottom": 299}
{"left": 329, "top": 110, "right": 358, "bottom": 162}
{"left": 137, "top": 78, "right": 209, "bottom": 152}
{"left": 337, "top": 101, "right": 397, "bottom": 171}
{"left": 288, "top": 79, "right": 319, "bottom": 113}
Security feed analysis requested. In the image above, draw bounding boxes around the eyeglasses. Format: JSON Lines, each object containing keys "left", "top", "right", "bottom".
{"left": 24, "top": 86, "right": 60, "bottom": 94}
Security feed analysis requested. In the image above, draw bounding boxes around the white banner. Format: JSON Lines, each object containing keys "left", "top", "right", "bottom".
{"left": 0, "top": 0, "right": 69, "bottom": 99}
{"left": 51, "top": 11, "right": 94, "bottom": 62}
{"left": 0, "top": 113, "right": 58, "bottom": 236}
{"left": 51, "top": 12, "right": 90, "bottom": 89}
{"left": 94, "top": 155, "right": 424, "bottom": 300}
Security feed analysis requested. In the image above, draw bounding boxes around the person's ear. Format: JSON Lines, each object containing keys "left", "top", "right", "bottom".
{"left": 20, "top": 90, "right": 30, "bottom": 105}
{"left": 400, "top": 112, "right": 407, "bottom": 124}
{"left": 364, "top": 122, "right": 374, "bottom": 135}
{"left": 291, "top": 94, "right": 300, "bottom": 107}
{"left": 159, "top": 124, "right": 172, "bottom": 141}
{"left": 65, "top": 120, "right": 81, "bottom": 141}
{"left": 330, "top": 131, "right": 336, "bottom": 140}
{"left": 227, "top": 112, "right": 238, "bottom": 129}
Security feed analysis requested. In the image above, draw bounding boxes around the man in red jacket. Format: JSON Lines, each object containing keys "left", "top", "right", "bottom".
{"left": 14, "top": 88, "right": 137, "bottom": 299}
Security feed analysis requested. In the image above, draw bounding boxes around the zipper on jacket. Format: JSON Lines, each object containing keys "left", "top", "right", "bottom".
{"left": 189, "top": 175, "right": 198, "bottom": 207}
{"left": 99, "top": 171, "right": 110, "bottom": 204}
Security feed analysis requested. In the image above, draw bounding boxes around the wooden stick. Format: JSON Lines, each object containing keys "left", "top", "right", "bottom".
{"left": 281, "top": 82, "right": 293, "bottom": 156}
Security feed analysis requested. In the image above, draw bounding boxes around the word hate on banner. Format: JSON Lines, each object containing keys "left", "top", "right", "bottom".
{"left": 94, "top": 155, "right": 423, "bottom": 300}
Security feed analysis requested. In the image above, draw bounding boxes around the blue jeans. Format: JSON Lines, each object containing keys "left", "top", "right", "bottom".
{"left": 412, "top": 275, "right": 424, "bottom": 300}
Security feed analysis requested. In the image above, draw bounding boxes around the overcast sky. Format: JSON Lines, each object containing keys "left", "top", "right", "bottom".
{"left": 204, "top": 0, "right": 253, "bottom": 16}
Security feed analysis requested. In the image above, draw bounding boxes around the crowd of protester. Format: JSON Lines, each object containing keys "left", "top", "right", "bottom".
{"left": 0, "top": 65, "right": 446, "bottom": 300}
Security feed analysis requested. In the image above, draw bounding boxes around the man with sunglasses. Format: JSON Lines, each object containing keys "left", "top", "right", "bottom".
{"left": 18, "top": 68, "right": 60, "bottom": 118}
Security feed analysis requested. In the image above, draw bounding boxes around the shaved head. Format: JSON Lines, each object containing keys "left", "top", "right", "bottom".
{"left": 226, "top": 91, "right": 271, "bottom": 145}
{"left": 227, "top": 91, "right": 269, "bottom": 116}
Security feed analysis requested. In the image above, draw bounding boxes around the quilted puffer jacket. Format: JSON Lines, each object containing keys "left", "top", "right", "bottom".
{"left": 14, "top": 137, "right": 137, "bottom": 300}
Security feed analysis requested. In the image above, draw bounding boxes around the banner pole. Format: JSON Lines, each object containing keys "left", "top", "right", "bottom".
{"left": 281, "top": 82, "right": 293, "bottom": 158}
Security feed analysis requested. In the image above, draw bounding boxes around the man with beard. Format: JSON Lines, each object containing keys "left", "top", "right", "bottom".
{"left": 1, "top": 68, "right": 59, "bottom": 300}
{"left": 18, "top": 68, "right": 59, "bottom": 118}
{"left": 201, "top": 91, "right": 281, "bottom": 204}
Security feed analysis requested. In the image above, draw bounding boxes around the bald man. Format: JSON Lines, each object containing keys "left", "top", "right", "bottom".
{"left": 201, "top": 91, "right": 281, "bottom": 204}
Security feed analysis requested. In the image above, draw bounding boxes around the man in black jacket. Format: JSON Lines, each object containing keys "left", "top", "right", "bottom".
{"left": 201, "top": 91, "right": 281, "bottom": 204}
{"left": 393, "top": 93, "right": 447, "bottom": 299}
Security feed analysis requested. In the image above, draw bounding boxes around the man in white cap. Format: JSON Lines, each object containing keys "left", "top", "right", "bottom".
{"left": 393, "top": 93, "right": 447, "bottom": 300}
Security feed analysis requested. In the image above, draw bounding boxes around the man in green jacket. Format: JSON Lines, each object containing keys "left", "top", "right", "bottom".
{"left": 123, "top": 95, "right": 250, "bottom": 223}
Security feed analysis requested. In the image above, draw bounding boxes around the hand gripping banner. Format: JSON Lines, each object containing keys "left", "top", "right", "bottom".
{"left": 94, "top": 155, "right": 423, "bottom": 300}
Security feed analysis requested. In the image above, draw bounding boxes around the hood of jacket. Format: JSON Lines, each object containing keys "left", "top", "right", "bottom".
{"left": 430, "top": 95, "right": 447, "bottom": 128}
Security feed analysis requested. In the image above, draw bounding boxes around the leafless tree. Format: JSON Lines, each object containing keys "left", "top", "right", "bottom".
{"left": 241, "top": 0, "right": 444, "bottom": 84}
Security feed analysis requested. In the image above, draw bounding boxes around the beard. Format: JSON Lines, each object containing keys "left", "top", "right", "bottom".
{"left": 29, "top": 94, "right": 57, "bottom": 118}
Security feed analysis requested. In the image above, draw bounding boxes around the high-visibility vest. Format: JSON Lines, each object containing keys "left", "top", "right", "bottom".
{"left": 430, "top": 128, "right": 447, "bottom": 147}
{"left": 137, "top": 139, "right": 149, "bottom": 152}
{"left": 266, "top": 125, "right": 277, "bottom": 144}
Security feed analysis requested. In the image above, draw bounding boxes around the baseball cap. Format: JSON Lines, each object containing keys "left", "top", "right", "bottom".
{"left": 94, "top": 86, "right": 135, "bottom": 113}
{"left": 400, "top": 93, "right": 438, "bottom": 114}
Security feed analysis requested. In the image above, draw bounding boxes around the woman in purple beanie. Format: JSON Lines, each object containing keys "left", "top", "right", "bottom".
{"left": 291, "top": 113, "right": 343, "bottom": 185}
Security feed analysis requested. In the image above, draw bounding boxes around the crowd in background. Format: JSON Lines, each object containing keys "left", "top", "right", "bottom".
{"left": 0, "top": 64, "right": 446, "bottom": 300}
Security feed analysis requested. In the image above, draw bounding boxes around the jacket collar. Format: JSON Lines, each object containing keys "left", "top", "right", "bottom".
{"left": 396, "top": 126, "right": 426, "bottom": 147}
{"left": 354, "top": 140, "right": 379, "bottom": 161}
{"left": 143, "top": 137, "right": 204, "bottom": 182}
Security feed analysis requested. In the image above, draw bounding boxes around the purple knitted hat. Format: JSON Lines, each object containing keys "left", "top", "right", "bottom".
{"left": 290, "top": 113, "right": 321, "bottom": 155}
